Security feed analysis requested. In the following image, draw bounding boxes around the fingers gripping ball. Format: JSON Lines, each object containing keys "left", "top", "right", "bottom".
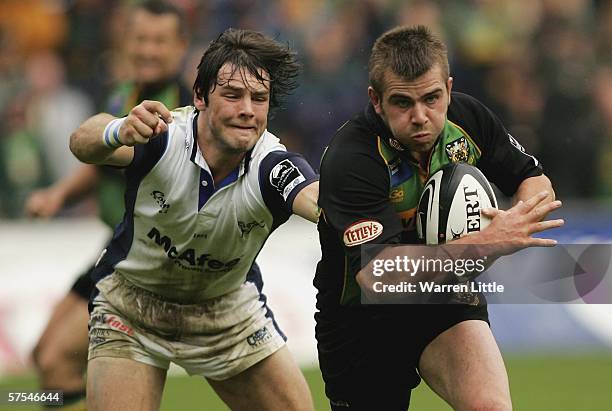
{"left": 417, "top": 163, "right": 498, "bottom": 244}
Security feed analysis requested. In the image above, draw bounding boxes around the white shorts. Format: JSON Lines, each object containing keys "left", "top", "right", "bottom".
{"left": 88, "top": 272, "right": 286, "bottom": 380}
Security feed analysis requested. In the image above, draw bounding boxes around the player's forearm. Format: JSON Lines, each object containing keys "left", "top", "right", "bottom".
{"left": 70, "top": 113, "right": 122, "bottom": 165}
{"left": 292, "top": 181, "right": 320, "bottom": 223}
{"left": 513, "top": 175, "right": 555, "bottom": 205}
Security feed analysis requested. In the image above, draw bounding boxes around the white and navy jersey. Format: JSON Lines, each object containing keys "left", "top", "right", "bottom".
{"left": 92, "top": 106, "right": 317, "bottom": 302}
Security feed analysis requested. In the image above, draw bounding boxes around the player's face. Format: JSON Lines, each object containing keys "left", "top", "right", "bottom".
{"left": 369, "top": 64, "right": 452, "bottom": 156}
{"left": 126, "top": 9, "right": 186, "bottom": 85}
{"left": 194, "top": 62, "right": 270, "bottom": 153}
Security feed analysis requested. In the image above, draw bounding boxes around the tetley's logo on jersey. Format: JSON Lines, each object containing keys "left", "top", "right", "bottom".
{"left": 343, "top": 220, "right": 383, "bottom": 247}
{"left": 147, "top": 227, "right": 240, "bottom": 272}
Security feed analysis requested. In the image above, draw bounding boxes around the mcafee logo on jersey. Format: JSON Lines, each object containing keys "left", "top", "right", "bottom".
{"left": 343, "top": 220, "right": 383, "bottom": 247}
{"left": 147, "top": 227, "right": 240, "bottom": 272}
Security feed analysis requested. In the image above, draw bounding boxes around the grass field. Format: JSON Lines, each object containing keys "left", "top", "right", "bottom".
{"left": 1, "top": 354, "right": 611, "bottom": 410}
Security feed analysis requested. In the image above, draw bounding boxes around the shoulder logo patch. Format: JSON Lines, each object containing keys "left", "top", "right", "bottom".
{"left": 508, "top": 133, "right": 539, "bottom": 166}
{"left": 270, "top": 159, "right": 306, "bottom": 200}
{"left": 343, "top": 220, "right": 383, "bottom": 247}
{"left": 508, "top": 133, "right": 525, "bottom": 152}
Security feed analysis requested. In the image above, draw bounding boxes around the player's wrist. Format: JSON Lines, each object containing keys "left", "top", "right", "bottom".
{"left": 102, "top": 118, "right": 126, "bottom": 149}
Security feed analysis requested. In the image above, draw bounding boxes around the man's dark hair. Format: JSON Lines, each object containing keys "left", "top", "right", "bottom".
{"left": 369, "top": 25, "right": 449, "bottom": 95}
{"left": 193, "top": 28, "right": 300, "bottom": 110}
{"left": 134, "top": 0, "right": 188, "bottom": 38}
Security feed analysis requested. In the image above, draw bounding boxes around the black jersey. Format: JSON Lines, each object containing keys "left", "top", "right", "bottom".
{"left": 315, "top": 91, "right": 543, "bottom": 310}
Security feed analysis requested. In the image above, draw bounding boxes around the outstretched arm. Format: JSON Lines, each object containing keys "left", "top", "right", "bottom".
{"left": 70, "top": 100, "right": 173, "bottom": 166}
{"left": 356, "top": 191, "right": 564, "bottom": 297}
{"left": 292, "top": 181, "right": 320, "bottom": 223}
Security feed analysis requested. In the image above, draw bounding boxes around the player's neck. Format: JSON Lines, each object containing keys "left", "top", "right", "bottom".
{"left": 411, "top": 150, "right": 430, "bottom": 170}
{"left": 197, "top": 134, "right": 244, "bottom": 186}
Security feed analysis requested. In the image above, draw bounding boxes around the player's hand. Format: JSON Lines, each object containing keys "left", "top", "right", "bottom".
{"left": 480, "top": 191, "right": 564, "bottom": 256}
{"left": 25, "top": 188, "right": 65, "bottom": 218}
{"left": 118, "top": 100, "right": 173, "bottom": 146}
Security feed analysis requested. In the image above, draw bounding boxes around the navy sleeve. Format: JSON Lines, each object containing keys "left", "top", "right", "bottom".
{"left": 259, "top": 151, "right": 318, "bottom": 224}
{"left": 448, "top": 92, "right": 543, "bottom": 196}
{"left": 124, "top": 131, "right": 169, "bottom": 181}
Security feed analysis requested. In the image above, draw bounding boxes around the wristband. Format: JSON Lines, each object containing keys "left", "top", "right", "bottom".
{"left": 102, "top": 118, "right": 125, "bottom": 149}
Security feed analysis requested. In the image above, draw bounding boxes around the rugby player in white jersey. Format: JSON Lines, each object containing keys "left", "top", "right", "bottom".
{"left": 70, "top": 29, "right": 318, "bottom": 411}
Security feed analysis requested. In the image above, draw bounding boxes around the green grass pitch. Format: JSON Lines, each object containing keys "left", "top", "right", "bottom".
{"left": 1, "top": 354, "right": 611, "bottom": 410}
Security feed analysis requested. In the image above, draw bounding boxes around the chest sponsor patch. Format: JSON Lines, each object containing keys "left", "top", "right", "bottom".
{"left": 445, "top": 136, "right": 469, "bottom": 163}
{"left": 343, "top": 220, "right": 383, "bottom": 246}
{"left": 269, "top": 159, "right": 306, "bottom": 201}
{"left": 388, "top": 138, "right": 405, "bottom": 151}
{"left": 390, "top": 187, "right": 404, "bottom": 203}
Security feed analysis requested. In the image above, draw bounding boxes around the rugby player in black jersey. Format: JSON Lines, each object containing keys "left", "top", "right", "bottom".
{"left": 315, "top": 25, "right": 564, "bottom": 410}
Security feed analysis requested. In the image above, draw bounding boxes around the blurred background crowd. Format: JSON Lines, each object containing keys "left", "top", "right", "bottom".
{"left": 0, "top": 0, "right": 611, "bottom": 219}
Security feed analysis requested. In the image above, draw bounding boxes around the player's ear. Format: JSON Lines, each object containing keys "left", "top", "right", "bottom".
{"left": 193, "top": 93, "right": 207, "bottom": 111}
{"left": 447, "top": 77, "right": 453, "bottom": 105}
{"left": 368, "top": 86, "right": 383, "bottom": 115}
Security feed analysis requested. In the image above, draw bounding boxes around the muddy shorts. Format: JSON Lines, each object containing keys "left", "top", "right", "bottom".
{"left": 88, "top": 272, "right": 286, "bottom": 380}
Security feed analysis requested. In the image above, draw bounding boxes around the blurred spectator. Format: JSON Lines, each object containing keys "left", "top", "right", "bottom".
{"left": 273, "top": 2, "right": 378, "bottom": 163}
{"left": 0, "top": 29, "right": 27, "bottom": 121}
{"left": 0, "top": 48, "right": 92, "bottom": 218}
{"left": 396, "top": 0, "right": 445, "bottom": 37}
{"left": 24, "top": 51, "right": 94, "bottom": 182}
{"left": 484, "top": 49, "right": 545, "bottom": 155}
{"left": 592, "top": 66, "right": 612, "bottom": 199}
{"left": 595, "top": 0, "right": 612, "bottom": 63}
{"left": 443, "top": 0, "right": 543, "bottom": 103}
{"left": 0, "top": 94, "right": 50, "bottom": 218}
{"left": 61, "top": 0, "right": 119, "bottom": 107}
{"left": 535, "top": 1, "right": 599, "bottom": 198}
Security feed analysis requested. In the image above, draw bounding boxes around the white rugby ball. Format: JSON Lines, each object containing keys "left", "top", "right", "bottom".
{"left": 416, "top": 163, "right": 497, "bottom": 244}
